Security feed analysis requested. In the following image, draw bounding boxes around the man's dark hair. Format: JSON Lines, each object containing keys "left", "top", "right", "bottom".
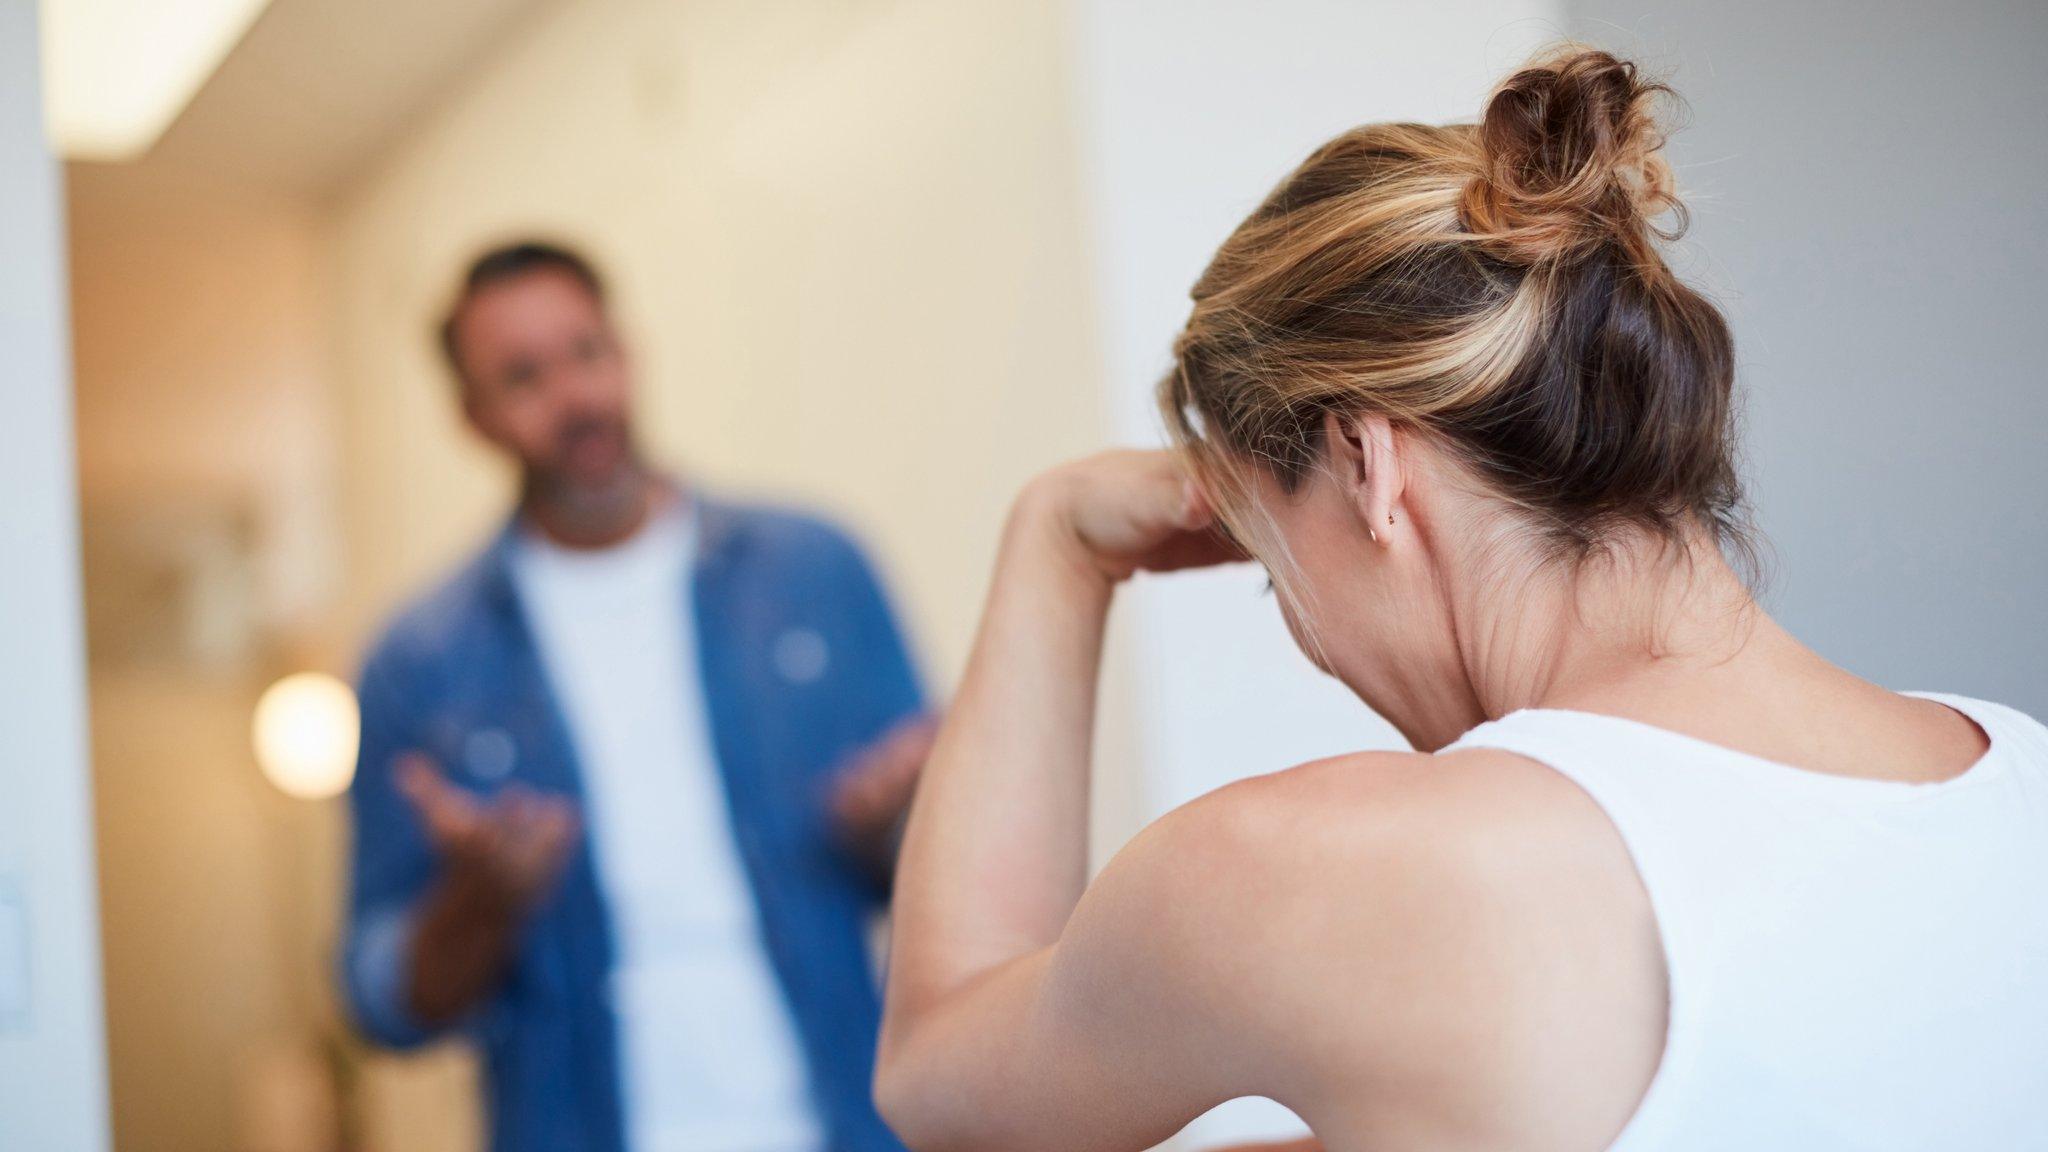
{"left": 438, "top": 240, "right": 607, "bottom": 381}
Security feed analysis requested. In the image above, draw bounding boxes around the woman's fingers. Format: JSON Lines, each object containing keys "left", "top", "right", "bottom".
{"left": 1047, "top": 448, "right": 1243, "bottom": 579}
{"left": 1107, "top": 452, "right": 1241, "bottom": 575}
{"left": 1140, "top": 525, "right": 1248, "bottom": 574}
{"left": 1178, "top": 477, "right": 1218, "bottom": 530}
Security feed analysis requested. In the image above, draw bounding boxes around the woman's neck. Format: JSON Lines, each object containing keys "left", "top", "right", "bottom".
{"left": 1469, "top": 534, "right": 1763, "bottom": 714}
{"left": 1386, "top": 530, "right": 1771, "bottom": 750}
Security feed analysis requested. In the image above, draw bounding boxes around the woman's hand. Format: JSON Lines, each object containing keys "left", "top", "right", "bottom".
{"left": 1017, "top": 449, "right": 1247, "bottom": 585}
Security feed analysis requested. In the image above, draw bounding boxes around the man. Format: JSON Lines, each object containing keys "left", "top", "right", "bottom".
{"left": 339, "top": 241, "right": 933, "bottom": 1152}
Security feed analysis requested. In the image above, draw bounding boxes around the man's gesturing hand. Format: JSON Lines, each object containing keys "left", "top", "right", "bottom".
{"left": 829, "top": 715, "right": 940, "bottom": 871}
{"left": 398, "top": 753, "right": 580, "bottom": 913}
{"left": 396, "top": 753, "right": 580, "bottom": 1025}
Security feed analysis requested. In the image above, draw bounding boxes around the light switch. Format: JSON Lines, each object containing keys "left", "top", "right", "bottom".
{"left": 0, "top": 874, "right": 27, "bottom": 1031}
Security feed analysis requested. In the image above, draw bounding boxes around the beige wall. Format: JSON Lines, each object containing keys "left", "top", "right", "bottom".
{"left": 327, "top": 0, "right": 1108, "bottom": 688}
{"left": 323, "top": 1, "right": 1116, "bottom": 1144}
{"left": 71, "top": 166, "right": 342, "bottom": 642}
{"left": 67, "top": 163, "right": 348, "bottom": 1152}
{"left": 87, "top": 671, "right": 343, "bottom": 1152}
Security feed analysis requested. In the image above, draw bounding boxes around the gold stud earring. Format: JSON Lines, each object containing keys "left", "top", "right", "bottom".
{"left": 1369, "top": 528, "right": 1379, "bottom": 544}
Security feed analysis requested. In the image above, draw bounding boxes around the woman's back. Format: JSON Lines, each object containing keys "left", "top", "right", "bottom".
{"left": 871, "top": 44, "right": 2047, "bottom": 1152}
{"left": 1447, "top": 692, "right": 2048, "bottom": 1149}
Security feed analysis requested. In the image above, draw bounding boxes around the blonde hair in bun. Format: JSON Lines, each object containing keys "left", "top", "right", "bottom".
{"left": 1163, "top": 45, "right": 1747, "bottom": 616}
{"left": 1461, "top": 46, "right": 1687, "bottom": 273}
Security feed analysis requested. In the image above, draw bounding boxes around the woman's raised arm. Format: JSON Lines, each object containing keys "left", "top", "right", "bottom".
{"left": 873, "top": 451, "right": 1264, "bottom": 1151}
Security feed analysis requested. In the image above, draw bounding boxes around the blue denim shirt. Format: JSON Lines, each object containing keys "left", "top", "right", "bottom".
{"left": 338, "top": 496, "right": 921, "bottom": 1152}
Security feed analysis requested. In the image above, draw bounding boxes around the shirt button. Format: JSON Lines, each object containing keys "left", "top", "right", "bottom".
{"left": 772, "top": 628, "right": 829, "bottom": 684}
{"left": 463, "top": 728, "right": 518, "bottom": 781}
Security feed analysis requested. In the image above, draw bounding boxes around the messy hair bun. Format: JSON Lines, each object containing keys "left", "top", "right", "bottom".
{"left": 1461, "top": 49, "right": 1686, "bottom": 268}
{"left": 1164, "top": 44, "right": 1748, "bottom": 596}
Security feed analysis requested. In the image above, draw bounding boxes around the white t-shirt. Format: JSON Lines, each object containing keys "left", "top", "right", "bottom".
{"left": 510, "top": 503, "right": 824, "bottom": 1152}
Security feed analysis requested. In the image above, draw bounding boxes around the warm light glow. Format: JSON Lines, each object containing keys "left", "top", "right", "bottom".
{"left": 252, "top": 672, "right": 359, "bottom": 801}
{"left": 39, "top": 0, "right": 273, "bottom": 159}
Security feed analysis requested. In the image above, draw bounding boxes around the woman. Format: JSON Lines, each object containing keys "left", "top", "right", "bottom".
{"left": 872, "top": 47, "right": 2048, "bottom": 1152}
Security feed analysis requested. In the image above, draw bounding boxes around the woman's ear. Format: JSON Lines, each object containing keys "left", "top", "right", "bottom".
{"left": 1324, "top": 411, "right": 1403, "bottom": 546}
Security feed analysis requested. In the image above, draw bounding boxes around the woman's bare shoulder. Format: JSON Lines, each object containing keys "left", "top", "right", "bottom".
{"left": 1114, "top": 743, "right": 1644, "bottom": 1017}
{"left": 1111, "top": 746, "right": 1660, "bottom": 1142}
{"left": 1180, "top": 743, "right": 1618, "bottom": 861}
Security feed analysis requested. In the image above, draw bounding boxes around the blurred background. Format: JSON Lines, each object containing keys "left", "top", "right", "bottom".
{"left": 4, "top": 0, "right": 2045, "bottom": 1150}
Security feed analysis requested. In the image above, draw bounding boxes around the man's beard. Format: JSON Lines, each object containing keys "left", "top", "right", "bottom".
{"left": 523, "top": 420, "right": 648, "bottom": 543}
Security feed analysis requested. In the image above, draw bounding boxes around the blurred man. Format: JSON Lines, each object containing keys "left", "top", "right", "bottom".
{"left": 339, "top": 241, "right": 933, "bottom": 1152}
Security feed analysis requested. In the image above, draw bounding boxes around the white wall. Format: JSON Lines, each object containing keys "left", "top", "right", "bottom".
{"left": 0, "top": 1, "right": 112, "bottom": 1148}
{"left": 1570, "top": 0, "right": 2048, "bottom": 713}
{"left": 1067, "top": 2, "right": 1560, "bottom": 1142}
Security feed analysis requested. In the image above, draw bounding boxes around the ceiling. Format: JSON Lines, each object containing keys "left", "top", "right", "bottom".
{"left": 68, "top": 0, "right": 549, "bottom": 202}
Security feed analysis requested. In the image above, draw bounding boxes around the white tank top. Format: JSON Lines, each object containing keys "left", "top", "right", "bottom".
{"left": 1444, "top": 692, "right": 2048, "bottom": 1151}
